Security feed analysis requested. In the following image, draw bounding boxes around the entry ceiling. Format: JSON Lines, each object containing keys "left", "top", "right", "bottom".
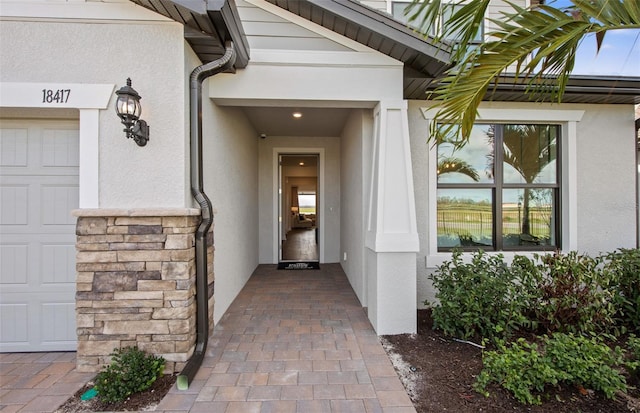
{"left": 242, "top": 106, "right": 352, "bottom": 137}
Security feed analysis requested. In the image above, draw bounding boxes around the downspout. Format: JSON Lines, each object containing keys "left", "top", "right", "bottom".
{"left": 177, "top": 41, "right": 236, "bottom": 390}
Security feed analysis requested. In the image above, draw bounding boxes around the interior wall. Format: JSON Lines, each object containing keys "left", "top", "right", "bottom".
{"left": 202, "top": 101, "right": 260, "bottom": 324}
{"left": 340, "top": 109, "right": 371, "bottom": 306}
{"left": 258, "top": 136, "right": 341, "bottom": 263}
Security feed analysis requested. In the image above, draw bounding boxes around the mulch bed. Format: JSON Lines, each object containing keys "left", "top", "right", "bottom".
{"left": 382, "top": 309, "right": 639, "bottom": 413}
{"left": 55, "top": 374, "right": 176, "bottom": 412}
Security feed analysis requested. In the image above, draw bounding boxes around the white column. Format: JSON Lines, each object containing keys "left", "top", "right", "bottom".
{"left": 365, "top": 100, "right": 418, "bottom": 335}
{"left": 79, "top": 109, "right": 100, "bottom": 208}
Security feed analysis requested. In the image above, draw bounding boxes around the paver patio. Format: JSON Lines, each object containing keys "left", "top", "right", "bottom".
{"left": 1, "top": 264, "right": 415, "bottom": 413}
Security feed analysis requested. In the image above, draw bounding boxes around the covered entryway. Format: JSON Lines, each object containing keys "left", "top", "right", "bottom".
{"left": 0, "top": 120, "right": 79, "bottom": 352}
{"left": 127, "top": 0, "right": 450, "bottom": 334}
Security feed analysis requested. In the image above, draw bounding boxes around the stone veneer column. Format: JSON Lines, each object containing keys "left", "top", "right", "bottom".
{"left": 72, "top": 208, "right": 214, "bottom": 373}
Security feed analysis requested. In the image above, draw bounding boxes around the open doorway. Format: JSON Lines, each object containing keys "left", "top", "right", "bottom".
{"left": 279, "top": 154, "right": 319, "bottom": 264}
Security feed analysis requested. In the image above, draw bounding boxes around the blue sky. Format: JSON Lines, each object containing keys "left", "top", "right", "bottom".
{"left": 548, "top": 0, "right": 639, "bottom": 77}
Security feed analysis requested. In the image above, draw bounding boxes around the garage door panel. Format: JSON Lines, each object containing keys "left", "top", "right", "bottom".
{"left": 0, "top": 128, "right": 28, "bottom": 167}
{"left": 41, "top": 184, "right": 79, "bottom": 225}
{"left": 42, "top": 129, "right": 79, "bottom": 167}
{"left": 41, "top": 301, "right": 76, "bottom": 346}
{"left": 41, "top": 243, "right": 76, "bottom": 284}
{"left": 0, "top": 303, "right": 29, "bottom": 348}
{"left": 0, "top": 243, "right": 28, "bottom": 284}
{"left": 0, "top": 120, "right": 78, "bottom": 352}
{"left": 1, "top": 180, "right": 78, "bottom": 233}
{"left": 0, "top": 184, "right": 29, "bottom": 225}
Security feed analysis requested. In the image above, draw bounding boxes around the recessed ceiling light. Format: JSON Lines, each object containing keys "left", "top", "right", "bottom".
{"left": 299, "top": 162, "right": 305, "bottom": 166}
{"left": 292, "top": 112, "right": 302, "bottom": 118}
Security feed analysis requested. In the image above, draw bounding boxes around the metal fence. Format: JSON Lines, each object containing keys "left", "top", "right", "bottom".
{"left": 437, "top": 205, "right": 551, "bottom": 239}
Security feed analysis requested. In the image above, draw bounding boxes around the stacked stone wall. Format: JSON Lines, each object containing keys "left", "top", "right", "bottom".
{"left": 73, "top": 209, "right": 213, "bottom": 374}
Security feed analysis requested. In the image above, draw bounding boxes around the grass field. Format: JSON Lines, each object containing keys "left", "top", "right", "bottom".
{"left": 437, "top": 203, "right": 552, "bottom": 243}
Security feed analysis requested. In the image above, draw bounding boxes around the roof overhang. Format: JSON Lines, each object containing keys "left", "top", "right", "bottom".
{"left": 264, "top": 0, "right": 453, "bottom": 99}
{"left": 478, "top": 74, "right": 640, "bottom": 105}
{"left": 267, "top": 1, "right": 639, "bottom": 104}
{"left": 130, "top": 0, "right": 250, "bottom": 68}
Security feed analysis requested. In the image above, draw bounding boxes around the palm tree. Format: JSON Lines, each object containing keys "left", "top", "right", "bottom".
{"left": 487, "top": 125, "right": 557, "bottom": 235}
{"left": 404, "top": 0, "right": 640, "bottom": 144}
{"left": 437, "top": 157, "right": 480, "bottom": 181}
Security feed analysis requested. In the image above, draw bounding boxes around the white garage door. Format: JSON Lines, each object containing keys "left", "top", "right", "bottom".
{"left": 0, "top": 120, "right": 79, "bottom": 352}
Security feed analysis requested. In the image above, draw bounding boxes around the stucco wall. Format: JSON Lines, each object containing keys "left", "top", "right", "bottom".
{"left": 202, "top": 101, "right": 260, "bottom": 324}
{"left": 258, "top": 136, "right": 341, "bottom": 264}
{"left": 408, "top": 100, "right": 638, "bottom": 307}
{"left": 340, "top": 109, "right": 371, "bottom": 306}
{"left": 575, "top": 104, "right": 637, "bottom": 254}
{"left": 0, "top": 17, "right": 190, "bottom": 208}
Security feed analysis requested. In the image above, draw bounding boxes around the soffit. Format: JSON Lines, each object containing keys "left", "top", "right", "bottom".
{"left": 264, "top": 0, "right": 453, "bottom": 99}
{"left": 130, "top": 0, "right": 250, "bottom": 68}
{"left": 475, "top": 75, "right": 640, "bottom": 105}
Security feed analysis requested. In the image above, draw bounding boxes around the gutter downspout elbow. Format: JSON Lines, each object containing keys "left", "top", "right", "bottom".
{"left": 177, "top": 41, "right": 236, "bottom": 391}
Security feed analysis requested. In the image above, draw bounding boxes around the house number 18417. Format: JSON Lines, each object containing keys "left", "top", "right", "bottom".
{"left": 42, "top": 88, "right": 71, "bottom": 104}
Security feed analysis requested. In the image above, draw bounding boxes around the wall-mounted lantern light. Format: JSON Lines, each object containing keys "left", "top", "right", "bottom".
{"left": 115, "top": 78, "right": 149, "bottom": 147}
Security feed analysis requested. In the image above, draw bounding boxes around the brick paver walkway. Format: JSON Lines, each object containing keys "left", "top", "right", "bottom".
{"left": 155, "top": 264, "right": 414, "bottom": 413}
{"left": 1, "top": 264, "right": 415, "bottom": 413}
{"left": 0, "top": 352, "right": 93, "bottom": 412}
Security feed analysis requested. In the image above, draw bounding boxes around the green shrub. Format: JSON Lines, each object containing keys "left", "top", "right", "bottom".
{"left": 627, "top": 335, "right": 640, "bottom": 380}
{"left": 474, "top": 333, "right": 627, "bottom": 405}
{"left": 603, "top": 248, "right": 640, "bottom": 332}
{"left": 428, "top": 250, "right": 537, "bottom": 341}
{"left": 532, "top": 251, "right": 616, "bottom": 334}
{"left": 428, "top": 250, "right": 618, "bottom": 340}
{"left": 94, "top": 346, "right": 165, "bottom": 403}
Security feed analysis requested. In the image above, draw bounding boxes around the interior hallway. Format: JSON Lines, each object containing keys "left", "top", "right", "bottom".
{"left": 282, "top": 228, "right": 319, "bottom": 261}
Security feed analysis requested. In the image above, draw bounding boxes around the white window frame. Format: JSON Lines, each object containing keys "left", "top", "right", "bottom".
{"left": 421, "top": 107, "right": 584, "bottom": 267}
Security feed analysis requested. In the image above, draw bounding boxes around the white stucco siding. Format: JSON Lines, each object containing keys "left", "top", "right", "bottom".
{"left": 258, "top": 136, "right": 341, "bottom": 264}
{"left": 575, "top": 104, "right": 637, "bottom": 254}
{"left": 340, "top": 109, "right": 372, "bottom": 306}
{"left": 203, "top": 102, "right": 260, "bottom": 324}
{"left": 409, "top": 100, "right": 638, "bottom": 307}
{"left": 210, "top": 53, "right": 403, "bottom": 104}
{"left": 406, "top": 100, "right": 434, "bottom": 307}
{"left": 0, "top": 17, "right": 190, "bottom": 208}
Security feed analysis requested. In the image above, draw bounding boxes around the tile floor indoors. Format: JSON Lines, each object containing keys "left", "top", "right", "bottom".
{"left": 1, "top": 264, "right": 415, "bottom": 413}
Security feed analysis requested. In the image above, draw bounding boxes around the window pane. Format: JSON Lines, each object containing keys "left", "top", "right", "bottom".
{"left": 502, "top": 188, "right": 557, "bottom": 248}
{"left": 298, "top": 193, "right": 316, "bottom": 214}
{"left": 392, "top": 2, "right": 430, "bottom": 33}
{"left": 437, "top": 189, "right": 493, "bottom": 248}
{"left": 437, "top": 124, "right": 494, "bottom": 184}
{"left": 502, "top": 125, "right": 558, "bottom": 184}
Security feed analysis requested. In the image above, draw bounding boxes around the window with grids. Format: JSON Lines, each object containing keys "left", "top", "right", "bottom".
{"left": 437, "top": 124, "right": 560, "bottom": 251}
{"left": 391, "top": 1, "right": 483, "bottom": 42}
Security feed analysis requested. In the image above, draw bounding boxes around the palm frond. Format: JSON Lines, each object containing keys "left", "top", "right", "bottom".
{"left": 437, "top": 157, "right": 480, "bottom": 181}
{"left": 407, "top": 0, "right": 490, "bottom": 62}
{"left": 426, "top": 0, "right": 640, "bottom": 145}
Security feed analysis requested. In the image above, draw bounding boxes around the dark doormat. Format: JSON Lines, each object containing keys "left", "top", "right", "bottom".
{"left": 277, "top": 261, "right": 320, "bottom": 270}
